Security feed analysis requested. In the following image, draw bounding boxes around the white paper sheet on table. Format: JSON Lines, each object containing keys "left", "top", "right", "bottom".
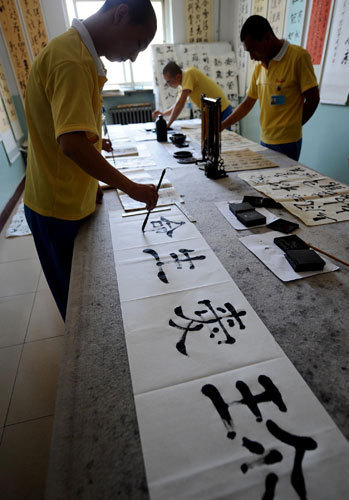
{"left": 119, "top": 187, "right": 182, "bottom": 212}
{"left": 116, "top": 169, "right": 172, "bottom": 195}
{"left": 239, "top": 230, "right": 338, "bottom": 281}
{"left": 135, "top": 356, "right": 349, "bottom": 500}
{"left": 108, "top": 156, "right": 157, "bottom": 170}
{"left": 215, "top": 200, "right": 278, "bottom": 230}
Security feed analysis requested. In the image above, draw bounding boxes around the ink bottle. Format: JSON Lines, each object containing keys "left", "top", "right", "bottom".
{"left": 156, "top": 115, "right": 168, "bottom": 142}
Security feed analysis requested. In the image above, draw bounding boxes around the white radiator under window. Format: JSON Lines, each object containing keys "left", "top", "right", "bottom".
{"left": 110, "top": 103, "right": 153, "bottom": 124}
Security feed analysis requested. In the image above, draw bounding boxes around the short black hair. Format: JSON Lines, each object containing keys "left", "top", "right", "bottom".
{"left": 240, "top": 15, "right": 274, "bottom": 42}
{"left": 162, "top": 61, "right": 182, "bottom": 77}
{"left": 101, "top": 0, "right": 156, "bottom": 25}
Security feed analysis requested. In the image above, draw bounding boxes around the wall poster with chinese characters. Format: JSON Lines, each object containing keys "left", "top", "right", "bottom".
{"left": 305, "top": 0, "right": 334, "bottom": 82}
{"left": 19, "top": 0, "right": 48, "bottom": 57}
{"left": 108, "top": 205, "right": 349, "bottom": 499}
{"left": 0, "top": 0, "right": 31, "bottom": 99}
{"left": 246, "top": 0, "right": 269, "bottom": 92}
{"left": 320, "top": 0, "right": 349, "bottom": 105}
{"left": 0, "top": 62, "right": 23, "bottom": 140}
{"left": 284, "top": 0, "right": 307, "bottom": 46}
{"left": 252, "top": 0, "right": 269, "bottom": 17}
{"left": 237, "top": 0, "right": 251, "bottom": 96}
{"left": 185, "top": 0, "right": 212, "bottom": 43}
{"left": 267, "top": 0, "right": 287, "bottom": 38}
{"left": 151, "top": 42, "right": 239, "bottom": 129}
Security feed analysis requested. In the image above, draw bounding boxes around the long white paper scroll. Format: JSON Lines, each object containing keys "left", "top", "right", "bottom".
{"left": 304, "top": 0, "right": 335, "bottom": 83}
{"left": 109, "top": 205, "right": 349, "bottom": 499}
{"left": 237, "top": 0, "right": 251, "bottom": 96}
{"left": 320, "top": 0, "right": 349, "bottom": 105}
{"left": 284, "top": 0, "right": 307, "bottom": 45}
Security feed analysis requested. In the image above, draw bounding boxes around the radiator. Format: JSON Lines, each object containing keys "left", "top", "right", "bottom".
{"left": 110, "top": 102, "right": 153, "bottom": 124}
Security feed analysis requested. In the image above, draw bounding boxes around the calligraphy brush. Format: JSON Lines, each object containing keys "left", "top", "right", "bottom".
{"left": 103, "top": 118, "right": 116, "bottom": 168}
{"left": 305, "top": 242, "right": 349, "bottom": 267}
{"left": 141, "top": 168, "right": 166, "bottom": 232}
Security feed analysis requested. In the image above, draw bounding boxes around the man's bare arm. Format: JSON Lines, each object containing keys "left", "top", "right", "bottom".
{"left": 221, "top": 95, "right": 257, "bottom": 131}
{"left": 58, "top": 132, "right": 158, "bottom": 210}
{"left": 167, "top": 89, "right": 191, "bottom": 128}
{"left": 302, "top": 86, "right": 320, "bottom": 125}
{"left": 152, "top": 105, "right": 174, "bottom": 119}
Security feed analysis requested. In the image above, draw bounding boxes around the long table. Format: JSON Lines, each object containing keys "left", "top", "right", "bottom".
{"left": 45, "top": 124, "right": 349, "bottom": 499}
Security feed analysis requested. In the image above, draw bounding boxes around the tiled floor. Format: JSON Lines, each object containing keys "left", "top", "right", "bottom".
{"left": 0, "top": 200, "right": 64, "bottom": 500}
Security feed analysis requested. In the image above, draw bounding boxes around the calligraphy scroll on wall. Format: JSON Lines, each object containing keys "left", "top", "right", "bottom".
{"left": 267, "top": 0, "right": 287, "bottom": 38}
{"left": 0, "top": 0, "right": 31, "bottom": 99}
{"left": 237, "top": 0, "right": 251, "bottom": 96}
{"left": 320, "top": 0, "right": 349, "bottom": 105}
{"left": 185, "top": 0, "right": 212, "bottom": 43}
{"left": 0, "top": 62, "right": 23, "bottom": 139}
{"left": 305, "top": 0, "right": 334, "bottom": 82}
{"left": 245, "top": 0, "right": 269, "bottom": 92}
{"left": 19, "top": 0, "right": 48, "bottom": 57}
{"left": 284, "top": 0, "right": 307, "bottom": 46}
{"left": 252, "top": 0, "right": 269, "bottom": 17}
{"left": 0, "top": 94, "right": 9, "bottom": 134}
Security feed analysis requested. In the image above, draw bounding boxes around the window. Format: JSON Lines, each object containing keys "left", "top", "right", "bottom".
{"left": 64, "top": 0, "right": 165, "bottom": 90}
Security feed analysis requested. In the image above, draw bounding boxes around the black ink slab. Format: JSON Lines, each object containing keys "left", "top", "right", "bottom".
{"left": 228, "top": 202, "right": 254, "bottom": 215}
{"left": 267, "top": 218, "right": 299, "bottom": 234}
{"left": 243, "top": 195, "right": 282, "bottom": 209}
{"left": 274, "top": 235, "right": 309, "bottom": 252}
{"left": 285, "top": 249, "right": 325, "bottom": 272}
{"left": 236, "top": 210, "right": 266, "bottom": 227}
{"left": 243, "top": 195, "right": 264, "bottom": 207}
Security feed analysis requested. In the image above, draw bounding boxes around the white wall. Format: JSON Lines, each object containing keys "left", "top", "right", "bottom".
{"left": 40, "top": 0, "right": 69, "bottom": 39}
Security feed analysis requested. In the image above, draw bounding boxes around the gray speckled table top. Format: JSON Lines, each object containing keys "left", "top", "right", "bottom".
{"left": 45, "top": 126, "right": 349, "bottom": 500}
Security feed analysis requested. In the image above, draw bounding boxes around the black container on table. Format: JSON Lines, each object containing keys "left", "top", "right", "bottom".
{"left": 156, "top": 115, "right": 168, "bottom": 142}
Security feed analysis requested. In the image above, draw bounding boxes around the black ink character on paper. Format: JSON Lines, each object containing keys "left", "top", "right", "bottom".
{"left": 201, "top": 376, "right": 317, "bottom": 500}
{"left": 143, "top": 248, "right": 206, "bottom": 284}
{"left": 169, "top": 299, "right": 246, "bottom": 356}
{"left": 149, "top": 216, "right": 185, "bottom": 238}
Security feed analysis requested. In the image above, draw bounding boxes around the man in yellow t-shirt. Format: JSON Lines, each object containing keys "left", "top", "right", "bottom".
{"left": 153, "top": 62, "right": 232, "bottom": 128}
{"left": 221, "top": 15, "right": 319, "bottom": 161}
{"left": 24, "top": 0, "right": 158, "bottom": 320}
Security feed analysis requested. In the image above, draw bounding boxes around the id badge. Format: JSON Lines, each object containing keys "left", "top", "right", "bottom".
{"left": 270, "top": 95, "right": 285, "bottom": 105}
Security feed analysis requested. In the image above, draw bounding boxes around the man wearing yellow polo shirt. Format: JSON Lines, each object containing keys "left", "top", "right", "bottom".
{"left": 221, "top": 15, "right": 319, "bottom": 161}
{"left": 24, "top": 0, "right": 158, "bottom": 320}
{"left": 153, "top": 62, "right": 232, "bottom": 128}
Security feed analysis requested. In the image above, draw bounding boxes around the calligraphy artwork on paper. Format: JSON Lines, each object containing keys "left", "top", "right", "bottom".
{"left": 143, "top": 248, "right": 206, "bottom": 284}
{"left": 169, "top": 299, "right": 247, "bottom": 356}
{"left": 202, "top": 375, "right": 317, "bottom": 500}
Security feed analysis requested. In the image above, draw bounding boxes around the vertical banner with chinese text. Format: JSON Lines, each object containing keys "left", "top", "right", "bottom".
{"left": 0, "top": 0, "right": 31, "bottom": 99}
{"left": 305, "top": 0, "right": 334, "bottom": 82}
{"left": 185, "top": 0, "right": 212, "bottom": 43}
{"left": 19, "top": 0, "right": 48, "bottom": 57}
